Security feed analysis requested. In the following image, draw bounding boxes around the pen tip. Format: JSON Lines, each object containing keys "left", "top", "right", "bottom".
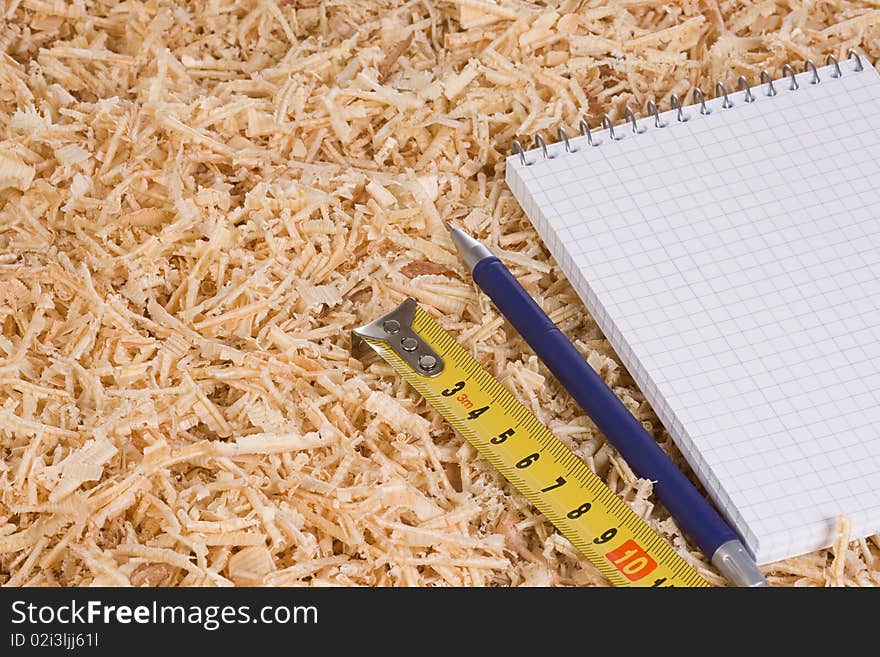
{"left": 444, "top": 222, "right": 453, "bottom": 232}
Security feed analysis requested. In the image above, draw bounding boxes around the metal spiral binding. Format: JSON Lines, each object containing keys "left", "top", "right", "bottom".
{"left": 715, "top": 82, "right": 732, "bottom": 108}
{"left": 805, "top": 60, "right": 820, "bottom": 84}
{"left": 624, "top": 106, "right": 643, "bottom": 133}
{"left": 646, "top": 100, "right": 664, "bottom": 128}
{"left": 781, "top": 63, "right": 799, "bottom": 90}
{"left": 693, "top": 87, "right": 710, "bottom": 114}
{"left": 670, "top": 94, "right": 687, "bottom": 122}
{"left": 760, "top": 70, "right": 777, "bottom": 96}
{"left": 737, "top": 76, "right": 754, "bottom": 102}
{"left": 512, "top": 50, "right": 868, "bottom": 165}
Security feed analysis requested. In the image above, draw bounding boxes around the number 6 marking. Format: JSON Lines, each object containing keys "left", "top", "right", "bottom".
{"left": 515, "top": 453, "right": 539, "bottom": 469}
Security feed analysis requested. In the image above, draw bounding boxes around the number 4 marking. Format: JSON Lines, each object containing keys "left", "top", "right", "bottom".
{"left": 467, "top": 405, "right": 489, "bottom": 420}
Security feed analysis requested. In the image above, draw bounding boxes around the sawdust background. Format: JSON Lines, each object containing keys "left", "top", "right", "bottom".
{"left": 0, "top": 0, "right": 878, "bottom": 586}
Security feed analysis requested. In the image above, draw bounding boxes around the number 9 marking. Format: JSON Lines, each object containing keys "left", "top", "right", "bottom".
{"left": 593, "top": 528, "right": 617, "bottom": 544}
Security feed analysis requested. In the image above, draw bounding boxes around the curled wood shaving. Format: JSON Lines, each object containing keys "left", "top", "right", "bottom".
{"left": 0, "top": 0, "right": 878, "bottom": 588}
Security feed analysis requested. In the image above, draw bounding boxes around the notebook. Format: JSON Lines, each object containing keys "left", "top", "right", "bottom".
{"left": 505, "top": 55, "right": 880, "bottom": 564}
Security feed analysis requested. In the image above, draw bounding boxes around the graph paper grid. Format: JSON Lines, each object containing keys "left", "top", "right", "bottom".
{"left": 506, "top": 61, "right": 880, "bottom": 563}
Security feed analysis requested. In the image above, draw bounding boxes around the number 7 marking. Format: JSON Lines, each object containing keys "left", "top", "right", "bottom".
{"left": 539, "top": 476, "right": 566, "bottom": 493}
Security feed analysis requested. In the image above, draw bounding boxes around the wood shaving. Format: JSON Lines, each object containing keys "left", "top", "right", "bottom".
{"left": 1, "top": 0, "right": 879, "bottom": 588}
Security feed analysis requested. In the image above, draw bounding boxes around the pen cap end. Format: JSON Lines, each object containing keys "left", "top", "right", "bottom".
{"left": 711, "top": 540, "right": 768, "bottom": 587}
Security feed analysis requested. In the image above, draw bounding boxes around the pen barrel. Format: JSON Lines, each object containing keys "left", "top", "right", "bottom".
{"left": 472, "top": 257, "right": 737, "bottom": 556}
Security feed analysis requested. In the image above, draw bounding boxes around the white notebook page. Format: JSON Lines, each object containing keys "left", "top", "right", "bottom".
{"left": 506, "top": 60, "right": 880, "bottom": 563}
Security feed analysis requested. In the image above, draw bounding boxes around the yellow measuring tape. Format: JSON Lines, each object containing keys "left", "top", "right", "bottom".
{"left": 354, "top": 299, "right": 708, "bottom": 587}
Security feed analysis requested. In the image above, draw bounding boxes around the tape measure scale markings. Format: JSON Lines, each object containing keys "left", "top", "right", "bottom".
{"left": 353, "top": 298, "right": 709, "bottom": 587}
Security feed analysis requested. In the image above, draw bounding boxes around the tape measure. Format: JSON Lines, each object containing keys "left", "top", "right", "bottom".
{"left": 353, "top": 298, "right": 708, "bottom": 587}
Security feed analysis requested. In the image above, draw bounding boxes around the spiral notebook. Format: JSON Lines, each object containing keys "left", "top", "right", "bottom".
{"left": 506, "top": 56, "right": 880, "bottom": 564}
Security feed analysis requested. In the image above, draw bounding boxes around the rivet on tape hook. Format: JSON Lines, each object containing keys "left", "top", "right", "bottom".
{"left": 352, "top": 298, "right": 445, "bottom": 376}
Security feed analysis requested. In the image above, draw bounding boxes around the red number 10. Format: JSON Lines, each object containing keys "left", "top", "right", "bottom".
{"left": 605, "top": 539, "right": 657, "bottom": 581}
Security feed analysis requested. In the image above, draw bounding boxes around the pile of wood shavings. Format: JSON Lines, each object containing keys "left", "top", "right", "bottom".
{"left": 1, "top": 0, "right": 878, "bottom": 588}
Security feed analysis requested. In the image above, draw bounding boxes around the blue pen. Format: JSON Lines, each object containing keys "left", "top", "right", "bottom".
{"left": 448, "top": 224, "right": 767, "bottom": 587}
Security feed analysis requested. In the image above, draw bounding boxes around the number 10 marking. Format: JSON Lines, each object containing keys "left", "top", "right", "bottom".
{"left": 605, "top": 539, "right": 658, "bottom": 581}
